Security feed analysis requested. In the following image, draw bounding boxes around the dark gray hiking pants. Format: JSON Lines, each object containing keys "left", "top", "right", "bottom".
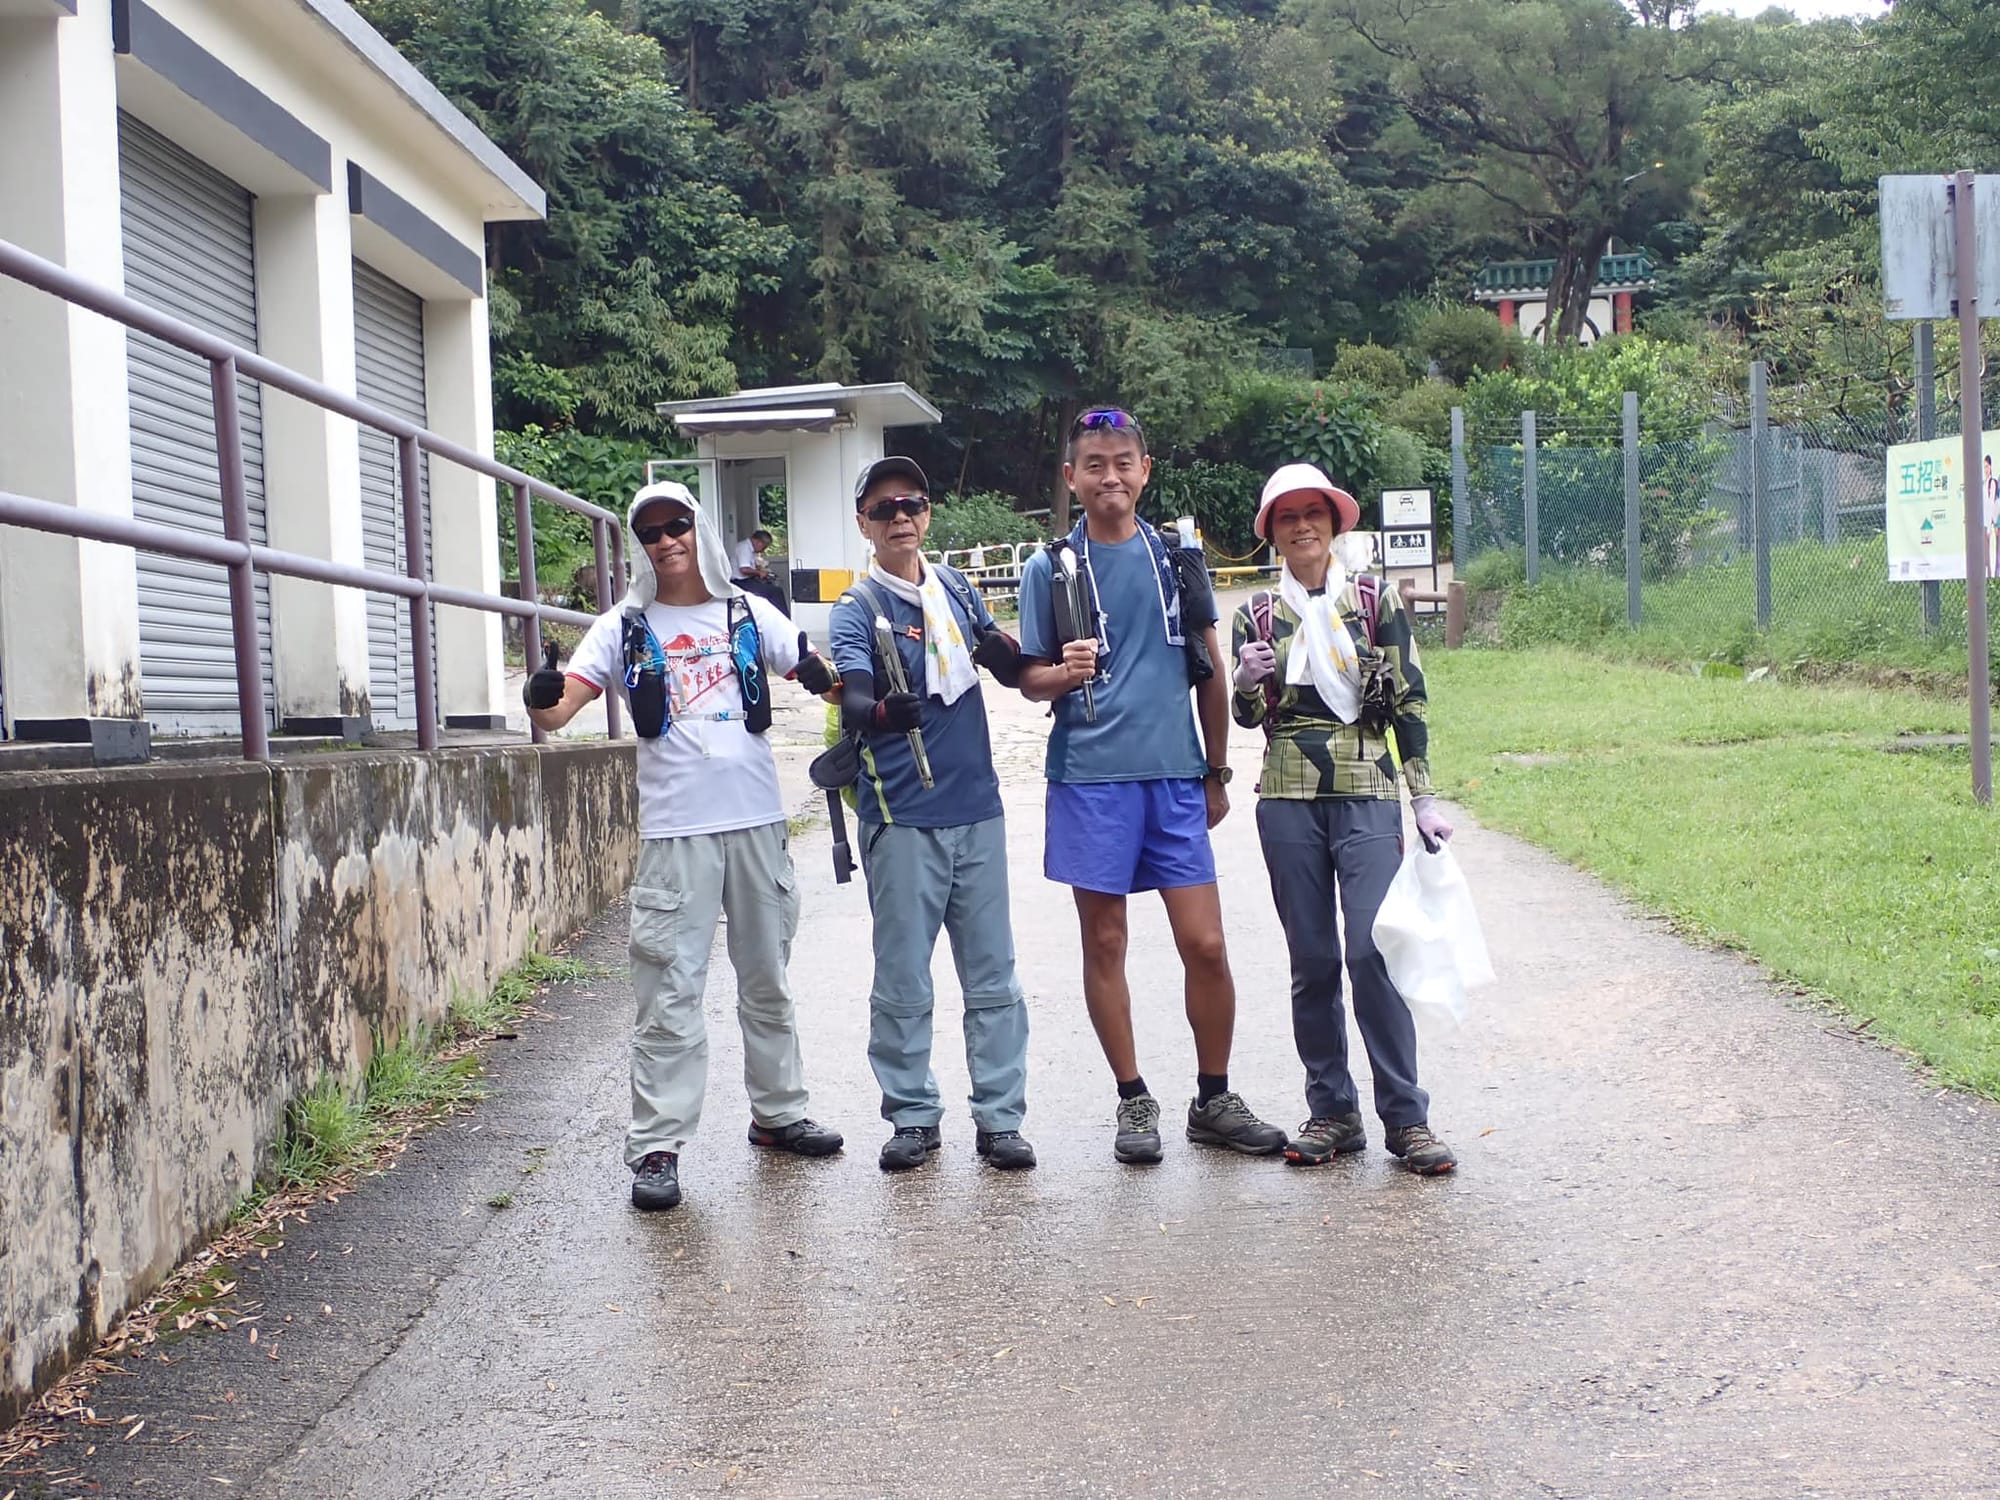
{"left": 1255, "top": 797, "right": 1429, "bottom": 1130}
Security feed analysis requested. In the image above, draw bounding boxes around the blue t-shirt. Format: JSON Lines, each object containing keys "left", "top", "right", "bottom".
{"left": 1018, "top": 532, "right": 1206, "bottom": 785}
{"left": 828, "top": 569, "right": 1005, "bottom": 828}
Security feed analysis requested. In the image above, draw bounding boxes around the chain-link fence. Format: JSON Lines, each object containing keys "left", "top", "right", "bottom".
{"left": 1455, "top": 369, "right": 2000, "bottom": 671}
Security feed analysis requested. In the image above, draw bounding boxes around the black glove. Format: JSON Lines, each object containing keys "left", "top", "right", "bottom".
{"left": 971, "top": 628, "right": 1022, "bottom": 687}
{"left": 872, "top": 691, "right": 922, "bottom": 732}
{"left": 523, "top": 640, "right": 566, "bottom": 711}
{"left": 794, "top": 635, "right": 837, "bottom": 696}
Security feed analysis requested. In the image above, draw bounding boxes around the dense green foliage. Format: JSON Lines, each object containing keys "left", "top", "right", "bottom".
{"left": 355, "top": 0, "right": 1995, "bottom": 555}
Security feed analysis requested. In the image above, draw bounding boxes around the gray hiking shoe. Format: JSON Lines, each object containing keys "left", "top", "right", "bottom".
{"left": 1384, "top": 1122, "right": 1457, "bottom": 1176}
{"left": 1113, "top": 1093, "right": 1164, "bottom": 1164}
{"left": 1185, "top": 1091, "right": 1288, "bottom": 1156}
{"left": 1284, "top": 1113, "right": 1368, "bottom": 1166}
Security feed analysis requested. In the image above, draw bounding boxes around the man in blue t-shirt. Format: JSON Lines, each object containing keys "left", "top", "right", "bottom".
{"left": 1017, "top": 407, "right": 1287, "bottom": 1166}
{"left": 829, "top": 457, "right": 1035, "bottom": 1173}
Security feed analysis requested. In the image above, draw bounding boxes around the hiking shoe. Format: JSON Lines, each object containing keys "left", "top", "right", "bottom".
{"left": 1113, "top": 1093, "right": 1164, "bottom": 1164}
{"left": 748, "top": 1117, "right": 845, "bottom": 1158}
{"left": 1186, "top": 1091, "right": 1288, "bottom": 1155}
{"left": 1285, "top": 1113, "right": 1368, "bottom": 1166}
{"left": 879, "top": 1124, "right": 942, "bottom": 1172}
{"left": 631, "top": 1151, "right": 682, "bottom": 1211}
{"left": 975, "top": 1130, "right": 1037, "bottom": 1171}
{"left": 1384, "top": 1123, "right": 1457, "bottom": 1176}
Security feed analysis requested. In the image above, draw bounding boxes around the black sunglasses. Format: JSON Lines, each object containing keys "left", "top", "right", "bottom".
{"left": 633, "top": 514, "right": 696, "bottom": 545}
{"left": 863, "top": 495, "right": 931, "bottom": 523}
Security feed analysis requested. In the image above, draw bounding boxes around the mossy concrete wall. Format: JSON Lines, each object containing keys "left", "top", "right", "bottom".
{"left": 0, "top": 742, "right": 636, "bottom": 1422}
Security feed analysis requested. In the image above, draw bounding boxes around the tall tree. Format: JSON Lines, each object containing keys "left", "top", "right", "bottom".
{"left": 356, "top": 0, "right": 787, "bottom": 435}
{"left": 1315, "top": 0, "right": 1701, "bottom": 343}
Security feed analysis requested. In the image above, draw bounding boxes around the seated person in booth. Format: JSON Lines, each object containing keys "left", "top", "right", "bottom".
{"left": 523, "top": 482, "right": 843, "bottom": 1212}
{"left": 828, "top": 457, "right": 1035, "bottom": 1174}
{"left": 734, "top": 528, "right": 787, "bottom": 610}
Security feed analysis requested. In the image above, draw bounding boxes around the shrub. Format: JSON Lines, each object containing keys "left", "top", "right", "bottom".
{"left": 1381, "top": 379, "right": 1461, "bottom": 448}
{"left": 495, "top": 425, "right": 656, "bottom": 603}
{"left": 1260, "top": 382, "right": 1382, "bottom": 493}
{"left": 1199, "top": 367, "right": 1314, "bottom": 468}
{"left": 926, "top": 491, "right": 1047, "bottom": 553}
{"left": 1406, "top": 306, "right": 1523, "bottom": 385}
{"left": 1497, "top": 571, "right": 1625, "bottom": 648}
{"left": 1329, "top": 342, "right": 1414, "bottom": 396}
{"left": 1459, "top": 547, "right": 1527, "bottom": 595}
{"left": 1374, "top": 426, "right": 1428, "bottom": 493}
{"left": 1145, "top": 460, "right": 1265, "bottom": 556}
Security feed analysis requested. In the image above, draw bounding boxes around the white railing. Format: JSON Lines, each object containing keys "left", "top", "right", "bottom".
{"left": 926, "top": 541, "right": 1037, "bottom": 609}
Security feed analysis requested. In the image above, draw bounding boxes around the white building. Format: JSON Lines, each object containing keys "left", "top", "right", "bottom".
{"left": 0, "top": 0, "right": 544, "bottom": 761}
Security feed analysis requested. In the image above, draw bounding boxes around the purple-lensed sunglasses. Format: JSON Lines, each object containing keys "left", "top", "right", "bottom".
{"left": 1072, "top": 407, "right": 1140, "bottom": 437}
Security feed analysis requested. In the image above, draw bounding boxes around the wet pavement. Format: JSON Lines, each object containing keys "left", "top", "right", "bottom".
{"left": 18, "top": 683, "right": 2000, "bottom": 1499}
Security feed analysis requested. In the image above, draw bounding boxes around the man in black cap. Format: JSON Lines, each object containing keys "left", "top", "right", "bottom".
{"left": 827, "top": 457, "right": 1036, "bottom": 1172}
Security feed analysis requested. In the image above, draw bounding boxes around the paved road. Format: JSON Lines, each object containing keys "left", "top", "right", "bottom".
{"left": 20, "top": 687, "right": 2000, "bottom": 1499}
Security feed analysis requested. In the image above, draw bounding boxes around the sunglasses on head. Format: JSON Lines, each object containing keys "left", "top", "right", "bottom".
{"left": 1072, "top": 407, "right": 1139, "bottom": 437}
{"left": 863, "top": 494, "right": 931, "bottom": 523}
{"left": 633, "top": 513, "right": 696, "bottom": 545}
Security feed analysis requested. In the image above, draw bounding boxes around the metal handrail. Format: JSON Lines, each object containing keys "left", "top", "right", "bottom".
{"left": 0, "top": 235, "right": 621, "bottom": 758}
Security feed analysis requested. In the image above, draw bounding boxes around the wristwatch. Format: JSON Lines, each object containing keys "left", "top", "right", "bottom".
{"left": 1204, "top": 765, "right": 1233, "bottom": 785}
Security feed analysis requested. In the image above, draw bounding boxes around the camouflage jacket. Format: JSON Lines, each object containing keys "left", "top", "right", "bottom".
{"left": 1229, "top": 581, "right": 1433, "bottom": 800}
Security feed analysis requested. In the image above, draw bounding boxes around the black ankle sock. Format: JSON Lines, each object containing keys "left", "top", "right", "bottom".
{"left": 1116, "top": 1075, "right": 1150, "bottom": 1101}
{"left": 1196, "top": 1072, "right": 1229, "bottom": 1106}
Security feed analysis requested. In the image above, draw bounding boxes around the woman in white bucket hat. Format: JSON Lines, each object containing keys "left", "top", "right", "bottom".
{"left": 1229, "top": 462, "right": 1457, "bottom": 1176}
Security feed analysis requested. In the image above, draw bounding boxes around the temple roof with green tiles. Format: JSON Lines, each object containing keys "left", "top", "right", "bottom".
{"left": 1471, "top": 251, "right": 1657, "bottom": 300}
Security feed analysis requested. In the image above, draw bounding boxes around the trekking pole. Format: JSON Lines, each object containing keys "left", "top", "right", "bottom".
{"left": 873, "top": 613, "right": 935, "bottom": 790}
{"left": 827, "top": 790, "right": 854, "bottom": 883}
{"left": 1056, "top": 546, "right": 1098, "bottom": 723}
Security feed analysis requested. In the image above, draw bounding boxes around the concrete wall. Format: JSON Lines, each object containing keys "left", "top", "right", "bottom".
{"left": 0, "top": 740, "right": 635, "bottom": 1422}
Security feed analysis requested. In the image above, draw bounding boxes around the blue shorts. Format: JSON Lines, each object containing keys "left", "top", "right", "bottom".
{"left": 1044, "top": 778, "right": 1216, "bottom": 895}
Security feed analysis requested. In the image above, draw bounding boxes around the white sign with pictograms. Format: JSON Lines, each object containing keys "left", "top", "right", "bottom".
{"left": 1381, "top": 487, "right": 1435, "bottom": 528}
{"left": 1384, "top": 527, "right": 1435, "bottom": 568}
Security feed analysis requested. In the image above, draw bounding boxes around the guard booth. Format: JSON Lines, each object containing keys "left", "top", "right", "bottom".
{"left": 654, "top": 382, "right": 942, "bottom": 636}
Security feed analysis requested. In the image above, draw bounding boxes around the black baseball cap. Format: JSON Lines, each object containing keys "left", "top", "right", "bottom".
{"left": 853, "top": 456, "right": 930, "bottom": 508}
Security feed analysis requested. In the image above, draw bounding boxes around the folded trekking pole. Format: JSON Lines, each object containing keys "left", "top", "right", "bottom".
{"left": 872, "top": 612, "right": 935, "bottom": 790}
{"left": 826, "top": 791, "right": 854, "bottom": 882}
{"left": 1055, "top": 546, "right": 1098, "bottom": 723}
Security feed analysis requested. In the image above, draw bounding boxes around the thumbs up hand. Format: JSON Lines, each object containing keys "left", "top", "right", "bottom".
{"left": 524, "top": 639, "right": 567, "bottom": 711}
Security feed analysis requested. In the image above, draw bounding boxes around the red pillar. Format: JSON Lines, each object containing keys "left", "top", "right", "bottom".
{"left": 1497, "top": 299, "right": 1517, "bottom": 330}
{"left": 1614, "top": 291, "right": 1633, "bottom": 334}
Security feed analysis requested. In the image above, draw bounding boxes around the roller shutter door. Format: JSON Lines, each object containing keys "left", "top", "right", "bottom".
{"left": 353, "top": 260, "right": 433, "bottom": 729}
{"left": 118, "top": 113, "right": 275, "bottom": 736}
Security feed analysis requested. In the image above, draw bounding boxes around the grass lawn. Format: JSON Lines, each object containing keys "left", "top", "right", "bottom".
{"left": 1424, "top": 648, "right": 2000, "bottom": 1096}
{"left": 1473, "top": 536, "right": 2000, "bottom": 683}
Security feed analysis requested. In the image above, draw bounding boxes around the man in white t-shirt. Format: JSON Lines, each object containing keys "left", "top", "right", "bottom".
{"left": 525, "top": 482, "right": 843, "bottom": 1211}
{"left": 734, "top": 528, "right": 786, "bottom": 610}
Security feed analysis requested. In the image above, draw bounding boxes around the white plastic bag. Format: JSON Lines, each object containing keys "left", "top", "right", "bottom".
{"left": 1371, "top": 840, "right": 1496, "bottom": 1034}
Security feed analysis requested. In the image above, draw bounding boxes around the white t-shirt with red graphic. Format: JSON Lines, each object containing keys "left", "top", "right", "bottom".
{"left": 566, "top": 593, "right": 802, "bottom": 840}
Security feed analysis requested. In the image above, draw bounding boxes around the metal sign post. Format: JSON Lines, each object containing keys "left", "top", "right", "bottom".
{"left": 1883, "top": 171, "right": 1995, "bottom": 804}
{"left": 1953, "top": 172, "right": 1993, "bottom": 804}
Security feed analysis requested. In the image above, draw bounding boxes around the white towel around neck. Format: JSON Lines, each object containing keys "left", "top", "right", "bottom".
{"left": 1278, "top": 561, "right": 1364, "bottom": 724}
{"left": 868, "top": 560, "right": 980, "bottom": 706}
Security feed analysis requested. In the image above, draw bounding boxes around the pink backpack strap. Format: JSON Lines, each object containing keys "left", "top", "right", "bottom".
{"left": 1354, "top": 572, "right": 1381, "bottom": 650}
{"left": 1249, "top": 590, "right": 1281, "bottom": 737}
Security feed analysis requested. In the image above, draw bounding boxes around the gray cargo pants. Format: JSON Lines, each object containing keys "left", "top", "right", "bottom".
{"left": 626, "top": 821, "right": 809, "bottom": 1163}
{"left": 858, "top": 816, "right": 1029, "bottom": 1132}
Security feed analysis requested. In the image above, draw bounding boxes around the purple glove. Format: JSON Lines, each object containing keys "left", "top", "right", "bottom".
{"left": 1234, "top": 639, "right": 1276, "bottom": 692}
{"left": 1412, "top": 795, "right": 1454, "bottom": 850}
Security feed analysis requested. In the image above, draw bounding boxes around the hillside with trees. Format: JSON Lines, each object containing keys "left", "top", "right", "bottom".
{"left": 356, "top": 0, "right": 1977, "bottom": 550}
